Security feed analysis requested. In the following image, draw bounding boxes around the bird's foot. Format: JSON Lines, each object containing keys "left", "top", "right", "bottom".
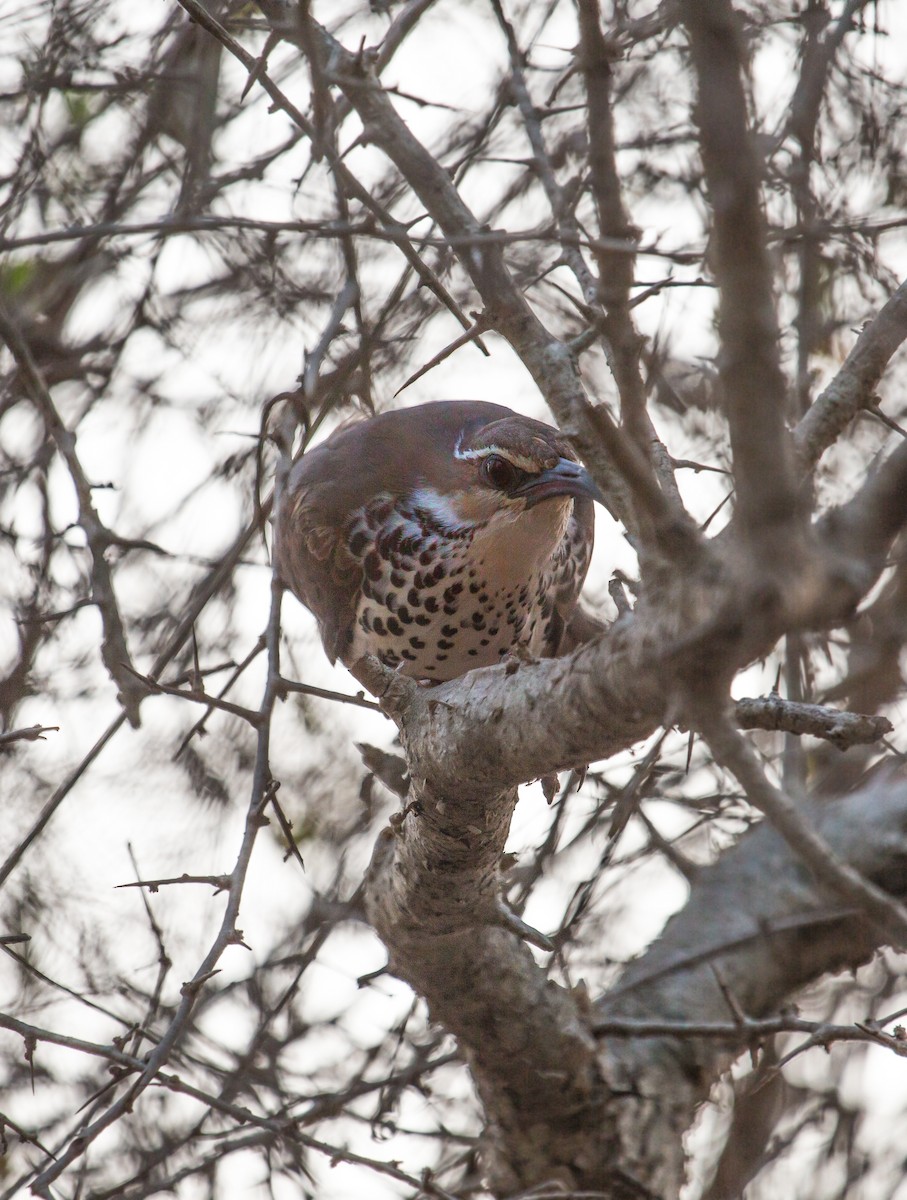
{"left": 501, "top": 644, "right": 539, "bottom": 675}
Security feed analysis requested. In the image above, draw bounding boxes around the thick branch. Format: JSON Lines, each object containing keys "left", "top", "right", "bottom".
{"left": 352, "top": 622, "right": 664, "bottom": 800}
{"left": 734, "top": 694, "right": 892, "bottom": 749}
{"left": 681, "top": 1, "right": 799, "bottom": 532}
{"left": 366, "top": 671, "right": 907, "bottom": 1194}
{"left": 366, "top": 822, "right": 630, "bottom": 1196}
{"left": 597, "top": 777, "right": 907, "bottom": 1191}
{"left": 696, "top": 709, "right": 907, "bottom": 946}
{"left": 820, "top": 437, "right": 907, "bottom": 579}
{"left": 787, "top": 1, "right": 867, "bottom": 415}
{"left": 795, "top": 277, "right": 907, "bottom": 468}
{"left": 577, "top": 0, "right": 683, "bottom": 516}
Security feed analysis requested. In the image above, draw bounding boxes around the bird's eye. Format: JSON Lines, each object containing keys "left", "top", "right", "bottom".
{"left": 480, "top": 454, "right": 524, "bottom": 492}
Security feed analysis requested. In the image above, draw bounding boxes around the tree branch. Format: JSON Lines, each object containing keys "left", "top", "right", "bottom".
{"left": 577, "top": 0, "right": 683, "bottom": 516}
{"left": 597, "top": 777, "right": 907, "bottom": 1183}
{"left": 0, "top": 300, "right": 145, "bottom": 725}
{"left": 795, "top": 277, "right": 907, "bottom": 468}
{"left": 734, "top": 694, "right": 892, "bottom": 749}
{"left": 819, "top": 437, "right": 907, "bottom": 581}
{"left": 696, "top": 708, "right": 907, "bottom": 946}
{"left": 681, "top": 0, "right": 799, "bottom": 533}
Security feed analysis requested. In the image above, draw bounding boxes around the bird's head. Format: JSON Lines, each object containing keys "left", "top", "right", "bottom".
{"left": 408, "top": 410, "right": 605, "bottom": 535}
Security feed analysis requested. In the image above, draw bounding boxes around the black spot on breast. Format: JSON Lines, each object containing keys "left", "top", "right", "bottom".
{"left": 348, "top": 530, "right": 369, "bottom": 556}
{"left": 390, "top": 570, "right": 406, "bottom": 588}
{"left": 407, "top": 588, "right": 420, "bottom": 607}
{"left": 387, "top": 617, "right": 404, "bottom": 636}
{"left": 409, "top": 636, "right": 426, "bottom": 649}
{"left": 441, "top": 625, "right": 457, "bottom": 637}
{"left": 372, "top": 617, "right": 387, "bottom": 635}
{"left": 400, "top": 648, "right": 417, "bottom": 661}
{"left": 443, "top": 582, "right": 464, "bottom": 602}
{"left": 414, "top": 614, "right": 431, "bottom": 626}
{"left": 378, "top": 527, "right": 404, "bottom": 555}
{"left": 438, "top": 638, "right": 454, "bottom": 650}
{"left": 468, "top": 648, "right": 478, "bottom": 656}
{"left": 397, "top": 606, "right": 412, "bottom": 624}
{"left": 363, "top": 552, "right": 383, "bottom": 582}
{"left": 424, "top": 597, "right": 439, "bottom": 613}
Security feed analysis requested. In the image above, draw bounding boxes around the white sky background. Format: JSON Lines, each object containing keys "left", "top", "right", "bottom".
{"left": 2, "top": 2, "right": 907, "bottom": 1198}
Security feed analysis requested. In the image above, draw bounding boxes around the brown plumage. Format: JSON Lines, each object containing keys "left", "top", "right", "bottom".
{"left": 277, "top": 400, "right": 603, "bottom": 682}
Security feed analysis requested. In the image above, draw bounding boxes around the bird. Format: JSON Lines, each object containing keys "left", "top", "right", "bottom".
{"left": 277, "top": 400, "right": 604, "bottom": 683}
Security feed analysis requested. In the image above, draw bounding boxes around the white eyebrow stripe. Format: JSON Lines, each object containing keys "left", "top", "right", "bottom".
{"left": 454, "top": 440, "right": 546, "bottom": 474}
{"left": 453, "top": 436, "right": 495, "bottom": 461}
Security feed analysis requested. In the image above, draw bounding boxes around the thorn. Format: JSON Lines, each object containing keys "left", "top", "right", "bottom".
{"left": 541, "top": 773, "right": 559, "bottom": 804}
{"left": 496, "top": 900, "right": 555, "bottom": 952}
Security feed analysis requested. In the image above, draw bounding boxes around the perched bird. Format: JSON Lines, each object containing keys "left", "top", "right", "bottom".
{"left": 277, "top": 401, "right": 604, "bottom": 683}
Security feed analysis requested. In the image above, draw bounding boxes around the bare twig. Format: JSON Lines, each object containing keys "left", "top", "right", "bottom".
{"left": 115, "top": 874, "right": 232, "bottom": 893}
{"left": 0, "top": 725, "right": 59, "bottom": 746}
{"left": 786, "top": 1, "right": 869, "bottom": 415}
{"left": 734, "top": 694, "right": 893, "bottom": 750}
{"left": 119, "top": 664, "right": 263, "bottom": 726}
{"left": 593, "top": 1012, "right": 907, "bottom": 1053}
{"left": 394, "top": 311, "right": 492, "bottom": 395}
{"left": 276, "top": 676, "right": 380, "bottom": 711}
{"left": 0, "top": 499, "right": 270, "bottom": 890}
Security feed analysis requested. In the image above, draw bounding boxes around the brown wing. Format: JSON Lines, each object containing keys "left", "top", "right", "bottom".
{"left": 276, "top": 483, "right": 362, "bottom": 665}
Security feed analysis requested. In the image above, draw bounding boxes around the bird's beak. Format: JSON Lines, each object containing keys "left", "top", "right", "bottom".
{"left": 511, "top": 457, "right": 606, "bottom": 508}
